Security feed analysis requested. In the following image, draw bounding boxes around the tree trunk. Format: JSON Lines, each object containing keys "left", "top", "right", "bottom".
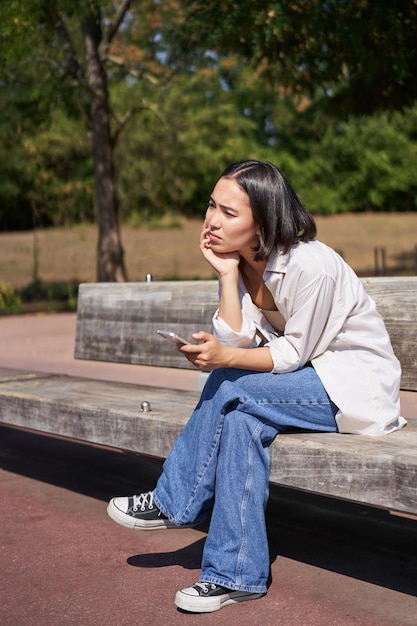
{"left": 83, "top": 12, "right": 127, "bottom": 282}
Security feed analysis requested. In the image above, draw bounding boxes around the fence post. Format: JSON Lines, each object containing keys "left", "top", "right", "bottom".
{"left": 374, "top": 246, "right": 386, "bottom": 276}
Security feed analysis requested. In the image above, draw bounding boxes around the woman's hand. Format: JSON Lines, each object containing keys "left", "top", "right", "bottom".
{"left": 200, "top": 223, "right": 240, "bottom": 276}
{"left": 180, "top": 332, "right": 230, "bottom": 371}
{"left": 180, "top": 331, "right": 274, "bottom": 372}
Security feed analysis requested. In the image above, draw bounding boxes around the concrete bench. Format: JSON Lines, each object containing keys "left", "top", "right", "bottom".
{"left": 0, "top": 277, "right": 416, "bottom": 519}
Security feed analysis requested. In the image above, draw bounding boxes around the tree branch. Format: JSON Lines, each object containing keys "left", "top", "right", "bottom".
{"left": 111, "top": 101, "right": 167, "bottom": 148}
{"left": 54, "top": 13, "right": 88, "bottom": 91}
{"left": 100, "top": 0, "right": 132, "bottom": 60}
{"left": 107, "top": 53, "right": 168, "bottom": 86}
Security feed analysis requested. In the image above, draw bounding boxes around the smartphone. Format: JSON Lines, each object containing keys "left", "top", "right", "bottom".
{"left": 156, "top": 329, "right": 190, "bottom": 347}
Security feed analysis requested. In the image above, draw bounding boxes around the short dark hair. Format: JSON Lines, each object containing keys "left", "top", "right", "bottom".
{"left": 221, "top": 160, "right": 316, "bottom": 260}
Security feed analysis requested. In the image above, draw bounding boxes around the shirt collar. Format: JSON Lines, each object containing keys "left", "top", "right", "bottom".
{"left": 264, "top": 247, "right": 289, "bottom": 275}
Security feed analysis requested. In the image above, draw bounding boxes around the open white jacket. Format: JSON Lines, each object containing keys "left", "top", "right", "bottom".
{"left": 212, "top": 240, "right": 406, "bottom": 436}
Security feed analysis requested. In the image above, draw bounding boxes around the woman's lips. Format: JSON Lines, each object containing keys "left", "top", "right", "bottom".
{"left": 208, "top": 232, "right": 221, "bottom": 243}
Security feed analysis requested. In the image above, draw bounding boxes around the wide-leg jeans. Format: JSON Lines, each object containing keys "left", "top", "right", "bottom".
{"left": 154, "top": 365, "right": 338, "bottom": 594}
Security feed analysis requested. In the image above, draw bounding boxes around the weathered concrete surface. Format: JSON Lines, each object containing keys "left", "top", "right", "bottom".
{"left": 1, "top": 312, "right": 417, "bottom": 517}
{"left": 74, "top": 278, "right": 417, "bottom": 388}
{"left": 0, "top": 311, "right": 199, "bottom": 390}
{"left": 1, "top": 311, "right": 416, "bottom": 416}
{"left": 0, "top": 366, "right": 416, "bottom": 515}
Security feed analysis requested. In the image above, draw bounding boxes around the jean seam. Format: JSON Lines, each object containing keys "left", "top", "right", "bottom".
{"left": 176, "top": 411, "right": 225, "bottom": 524}
{"left": 200, "top": 576, "right": 266, "bottom": 594}
{"left": 256, "top": 400, "right": 332, "bottom": 406}
{"left": 236, "top": 420, "right": 264, "bottom": 587}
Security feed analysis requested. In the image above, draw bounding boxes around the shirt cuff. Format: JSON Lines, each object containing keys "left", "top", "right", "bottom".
{"left": 212, "top": 309, "right": 258, "bottom": 348}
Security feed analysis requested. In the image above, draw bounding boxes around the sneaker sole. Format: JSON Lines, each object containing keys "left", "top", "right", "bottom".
{"left": 175, "top": 590, "right": 264, "bottom": 613}
{"left": 106, "top": 499, "right": 176, "bottom": 530}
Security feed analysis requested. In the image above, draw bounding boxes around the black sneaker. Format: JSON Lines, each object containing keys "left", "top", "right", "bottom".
{"left": 175, "top": 581, "right": 264, "bottom": 613}
{"left": 107, "top": 491, "right": 182, "bottom": 530}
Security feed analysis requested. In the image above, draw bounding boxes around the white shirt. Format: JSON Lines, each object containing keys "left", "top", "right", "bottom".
{"left": 212, "top": 240, "right": 406, "bottom": 436}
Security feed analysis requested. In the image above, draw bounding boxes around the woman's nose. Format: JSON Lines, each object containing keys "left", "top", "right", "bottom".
{"left": 206, "top": 208, "right": 221, "bottom": 228}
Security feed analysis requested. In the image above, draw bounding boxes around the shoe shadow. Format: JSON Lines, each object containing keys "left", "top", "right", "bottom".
{"left": 127, "top": 537, "right": 205, "bottom": 570}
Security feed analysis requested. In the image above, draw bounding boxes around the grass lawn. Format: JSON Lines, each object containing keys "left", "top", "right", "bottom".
{"left": 1, "top": 214, "right": 416, "bottom": 293}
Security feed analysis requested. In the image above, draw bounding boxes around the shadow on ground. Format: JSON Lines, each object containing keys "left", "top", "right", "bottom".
{"left": 1, "top": 424, "right": 417, "bottom": 598}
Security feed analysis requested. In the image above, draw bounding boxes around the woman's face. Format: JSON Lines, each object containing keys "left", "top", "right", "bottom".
{"left": 205, "top": 177, "right": 259, "bottom": 257}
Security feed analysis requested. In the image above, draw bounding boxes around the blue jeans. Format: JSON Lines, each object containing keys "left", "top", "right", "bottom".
{"left": 154, "top": 365, "right": 338, "bottom": 594}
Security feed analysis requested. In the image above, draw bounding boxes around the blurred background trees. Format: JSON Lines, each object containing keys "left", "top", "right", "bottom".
{"left": 1, "top": 0, "right": 416, "bottom": 280}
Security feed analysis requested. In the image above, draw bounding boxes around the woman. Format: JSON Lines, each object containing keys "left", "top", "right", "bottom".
{"left": 107, "top": 160, "right": 405, "bottom": 613}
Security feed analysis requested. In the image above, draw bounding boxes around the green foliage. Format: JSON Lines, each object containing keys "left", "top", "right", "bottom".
{"left": 113, "top": 63, "right": 417, "bottom": 217}
{"left": 0, "top": 107, "right": 94, "bottom": 229}
{"left": 17, "top": 280, "right": 79, "bottom": 312}
{"left": 0, "top": 282, "right": 22, "bottom": 314}
{"left": 179, "top": 0, "right": 417, "bottom": 115}
{"left": 24, "top": 110, "right": 94, "bottom": 225}
{"left": 0, "top": 2, "right": 94, "bottom": 229}
{"left": 0, "top": 0, "right": 416, "bottom": 235}
{"left": 113, "top": 63, "right": 264, "bottom": 220}
{"left": 277, "top": 106, "right": 417, "bottom": 214}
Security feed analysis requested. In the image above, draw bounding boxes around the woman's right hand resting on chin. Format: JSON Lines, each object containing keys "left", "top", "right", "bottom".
{"left": 200, "top": 222, "right": 240, "bottom": 278}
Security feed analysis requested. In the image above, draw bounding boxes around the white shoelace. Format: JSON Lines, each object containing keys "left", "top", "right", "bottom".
{"left": 132, "top": 491, "right": 154, "bottom": 512}
{"left": 194, "top": 583, "right": 218, "bottom": 594}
